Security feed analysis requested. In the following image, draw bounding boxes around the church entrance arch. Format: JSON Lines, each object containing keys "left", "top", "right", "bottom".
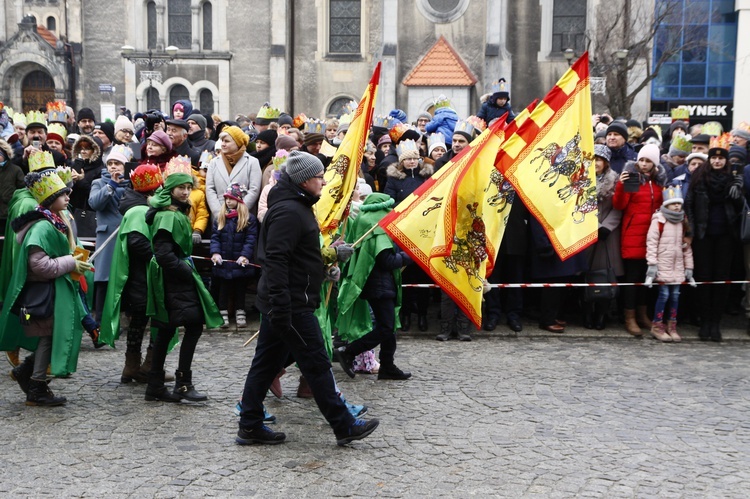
{"left": 22, "top": 70, "right": 55, "bottom": 111}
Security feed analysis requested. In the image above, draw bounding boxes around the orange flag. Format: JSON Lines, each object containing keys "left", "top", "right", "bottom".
{"left": 316, "top": 63, "right": 381, "bottom": 244}
{"left": 495, "top": 54, "right": 596, "bottom": 260}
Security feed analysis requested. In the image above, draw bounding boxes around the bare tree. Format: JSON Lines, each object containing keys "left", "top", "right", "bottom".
{"left": 589, "top": 0, "right": 709, "bottom": 118}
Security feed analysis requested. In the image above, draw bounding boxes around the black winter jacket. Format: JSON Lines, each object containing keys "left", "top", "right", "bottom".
{"left": 119, "top": 189, "right": 151, "bottom": 312}
{"left": 685, "top": 170, "right": 744, "bottom": 240}
{"left": 255, "top": 174, "right": 325, "bottom": 322}
{"left": 362, "top": 245, "right": 412, "bottom": 301}
{"left": 209, "top": 214, "right": 258, "bottom": 280}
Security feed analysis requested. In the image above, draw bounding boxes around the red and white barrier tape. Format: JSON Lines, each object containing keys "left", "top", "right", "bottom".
{"left": 401, "top": 281, "right": 750, "bottom": 288}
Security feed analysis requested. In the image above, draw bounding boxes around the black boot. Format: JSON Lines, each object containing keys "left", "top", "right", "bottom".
{"left": 173, "top": 369, "right": 208, "bottom": 401}
{"left": 435, "top": 320, "right": 453, "bottom": 341}
{"left": 399, "top": 311, "right": 411, "bottom": 331}
{"left": 457, "top": 317, "right": 472, "bottom": 342}
{"left": 378, "top": 363, "right": 412, "bottom": 380}
{"left": 10, "top": 354, "right": 35, "bottom": 394}
{"left": 26, "top": 379, "right": 66, "bottom": 406}
{"left": 417, "top": 314, "right": 428, "bottom": 332}
{"left": 140, "top": 345, "right": 174, "bottom": 382}
{"left": 699, "top": 321, "right": 711, "bottom": 341}
{"left": 583, "top": 305, "right": 594, "bottom": 329}
{"left": 145, "top": 370, "right": 181, "bottom": 402}
{"left": 710, "top": 319, "right": 722, "bottom": 343}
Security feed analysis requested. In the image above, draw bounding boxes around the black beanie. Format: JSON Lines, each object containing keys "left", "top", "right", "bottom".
{"left": 606, "top": 122, "right": 629, "bottom": 140}
{"left": 94, "top": 122, "right": 115, "bottom": 143}
{"left": 256, "top": 129, "right": 278, "bottom": 145}
{"left": 78, "top": 107, "right": 96, "bottom": 122}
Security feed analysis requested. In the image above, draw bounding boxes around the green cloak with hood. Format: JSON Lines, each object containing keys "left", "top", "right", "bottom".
{"left": 0, "top": 188, "right": 36, "bottom": 304}
{"left": 0, "top": 215, "right": 85, "bottom": 376}
{"left": 145, "top": 174, "right": 223, "bottom": 331}
{"left": 336, "top": 193, "right": 402, "bottom": 342}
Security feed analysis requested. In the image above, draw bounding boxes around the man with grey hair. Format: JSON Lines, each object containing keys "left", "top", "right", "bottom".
{"left": 166, "top": 119, "right": 199, "bottom": 166}
{"left": 236, "top": 151, "right": 379, "bottom": 447}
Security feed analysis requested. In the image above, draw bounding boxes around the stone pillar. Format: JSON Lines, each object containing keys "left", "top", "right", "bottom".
{"left": 191, "top": 5, "right": 200, "bottom": 51}
{"left": 484, "top": 0, "right": 512, "bottom": 94}
{"left": 156, "top": 4, "right": 166, "bottom": 50}
{"left": 379, "top": 0, "right": 398, "bottom": 116}
{"left": 734, "top": 0, "right": 750, "bottom": 128}
{"left": 268, "top": 0, "right": 287, "bottom": 110}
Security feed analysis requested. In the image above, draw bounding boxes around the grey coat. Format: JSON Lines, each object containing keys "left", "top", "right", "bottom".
{"left": 88, "top": 170, "right": 126, "bottom": 282}
{"left": 205, "top": 153, "right": 262, "bottom": 219}
{"left": 589, "top": 167, "right": 624, "bottom": 276}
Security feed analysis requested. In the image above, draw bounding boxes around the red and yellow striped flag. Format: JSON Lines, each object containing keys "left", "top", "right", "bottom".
{"left": 316, "top": 63, "right": 381, "bottom": 244}
{"left": 378, "top": 119, "right": 508, "bottom": 329}
{"left": 495, "top": 54, "right": 596, "bottom": 260}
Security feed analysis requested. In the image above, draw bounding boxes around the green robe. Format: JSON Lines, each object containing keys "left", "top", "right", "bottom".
{"left": 0, "top": 218, "right": 85, "bottom": 376}
{"left": 336, "top": 194, "right": 402, "bottom": 342}
{"left": 0, "top": 189, "right": 37, "bottom": 304}
{"left": 146, "top": 208, "right": 223, "bottom": 330}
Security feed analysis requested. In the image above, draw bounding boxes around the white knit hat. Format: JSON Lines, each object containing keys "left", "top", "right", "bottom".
{"left": 114, "top": 115, "right": 135, "bottom": 134}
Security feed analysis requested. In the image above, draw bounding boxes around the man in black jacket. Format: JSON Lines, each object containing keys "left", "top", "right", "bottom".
{"left": 236, "top": 151, "right": 379, "bottom": 446}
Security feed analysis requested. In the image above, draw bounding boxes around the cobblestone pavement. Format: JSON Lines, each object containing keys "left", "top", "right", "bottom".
{"left": 2, "top": 321, "right": 750, "bottom": 498}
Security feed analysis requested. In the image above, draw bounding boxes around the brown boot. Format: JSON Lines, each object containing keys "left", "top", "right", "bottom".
{"left": 121, "top": 351, "right": 148, "bottom": 383}
{"left": 624, "top": 309, "right": 642, "bottom": 336}
{"left": 140, "top": 345, "right": 174, "bottom": 382}
{"left": 666, "top": 320, "right": 681, "bottom": 342}
{"left": 636, "top": 305, "right": 653, "bottom": 329}
{"left": 650, "top": 321, "right": 672, "bottom": 342}
{"left": 296, "top": 375, "right": 313, "bottom": 398}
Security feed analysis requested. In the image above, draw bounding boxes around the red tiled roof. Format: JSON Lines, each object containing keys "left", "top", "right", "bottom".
{"left": 403, "top": 36, "right": 478, "bottom": 87}
{"left": 36, "top": 25, "right": 58, "bottom": 48}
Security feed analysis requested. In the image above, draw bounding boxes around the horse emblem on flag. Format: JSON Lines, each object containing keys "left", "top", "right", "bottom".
{"left": 443, "top": 202, "right": 488, "bottom": 292}
{"left": 485, "top": 169, "right": 515, "bottom": 217}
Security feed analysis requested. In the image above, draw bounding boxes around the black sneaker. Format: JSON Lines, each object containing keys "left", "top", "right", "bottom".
{"left": 377, "top": 364, "right": 412, "bottom": 380}
{"left": 335, "top": 418, "right": 380, "bottom": 446}
{"left": 334, "top": 347, "right": 356, "bottom": 379}
{"left": 236, "top": 425, "right": 286, "bottom": 445}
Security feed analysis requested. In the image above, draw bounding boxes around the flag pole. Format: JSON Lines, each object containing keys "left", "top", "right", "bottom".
{"left": 351, "top": 223, "right": 379, "bottom": 248}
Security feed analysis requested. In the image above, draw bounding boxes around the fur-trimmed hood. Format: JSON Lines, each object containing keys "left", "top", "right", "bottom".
{"left": 11, "top": 209, "right": 45, "bottom": 242}
{"left": 72, "top": 134, "right": 102, "bottom": 162}
{"left": 0, "top": 138, "right": 14, "bottom": 160}
{"left": 596, "top": 167, "right": 618, "bottom": 201}
{"left": 623, "top": 160, "right": 668, "bottom": 187}
{"left": 385, "top": 161, "right": 433, "bottom": 180}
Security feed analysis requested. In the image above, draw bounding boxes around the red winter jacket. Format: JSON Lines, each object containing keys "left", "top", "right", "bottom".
{"left": 612, "top": 163, "right": 666, "bottom": 260}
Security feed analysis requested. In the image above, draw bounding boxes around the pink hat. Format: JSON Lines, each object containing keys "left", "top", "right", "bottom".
{"left": 147, "top": 130, "right": 172, "bottom": 152}
{"left": 637, "top": 143, "right": 661, "bottom": 167}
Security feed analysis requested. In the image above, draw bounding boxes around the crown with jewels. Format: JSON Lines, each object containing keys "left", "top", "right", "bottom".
{"left": 292, "top": 113, "right": 308, "bottom": 129}
{"left": 454, "top": 118, "right": 479, "bottom": 138}
{"left": 466, "top": 116, "right": 487, "bottom": 133}
{"left": 662, "top": 185, "right": 684, "bottom": 204}
{"left": 733, "top": 122, "right": 750, "bottom": 134}
{"left": 433, "top": 94, "right": 452, "bottom": 110}
{"left": 198, "top": 150, "right": 213, "bottom": 167}
{"left": 55, "top": 166, "right": 73, "bottom": 185}
{"left": 25, "top": 170, "right": 69, "bottom": 205}
{"left": 702, "top": 121, "right": 723, "bottom": 137}
{"left": 372, "top": 115, "right": 397, "bottom": 130}
{"left": 256, "top": 103, "right": 281, "bottom": 121}
{"left": 110, "top": 144, "right": 134, "bottom": 162}
{"left": 396, "top": 139, "right": 420, "bottom": 160}
{"left": 47, "top": 122, "right": 68, "bottom": 143}
{"left": 428, "top": 133, "right": 446, "bottom": 151}
{"left": 304, "top": 119, "right": 326, "bottom": 135}
{"left": 670, "top": 108, "right": 690, "bottom": 121}
{"left": 671, "top": 134, "right": 692, "bottom": 154}
{"left": 47, "top": 101, "right": 67, "bottom": 123}
{"left": 709, "top": 133, "right": 731, "bottom": 153}
{"left": 129, "top": 163, "right": 163, "bottom": 193}
{"left": 26, "top": 110, "right": 47, "bottom": 128}
{"left": 12, "top": 111, "right": 26, "bottom": 127}
{"left": 163, "top": 155, "right": 193, "bottom": 178}
{"left": 29, "top": 151, "right": 55, "bottom": 172}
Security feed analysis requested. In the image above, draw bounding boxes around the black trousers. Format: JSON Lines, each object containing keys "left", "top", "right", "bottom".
{"left": 150, "top": 323, "right": 203, "bottom": 375}
{"left": 239, "top": 312, "right": 353, "bottom": 433}
{"left": 345, "top": 297, "right": 397, "bottom": 366}
{"left": 485, "top": 254, "right": 524, "bottom": 321}
{"left": 621, "top": 258, "right": 648, "bottom": 310}
{"left": 693, "top": 233, "right": 734, "bottom": 322}
{"left": 217, "top": 277, "right": 248, "bottom": 310}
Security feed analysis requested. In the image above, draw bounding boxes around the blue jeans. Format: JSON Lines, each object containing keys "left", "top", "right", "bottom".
{"left": 654, "top": 284, "right": 680, "bottom": 323}
{"left": 239, "top": 312, "right": 354, "bottom": 433}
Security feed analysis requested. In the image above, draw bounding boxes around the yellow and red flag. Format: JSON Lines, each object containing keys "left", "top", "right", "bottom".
{"left": 379, "top": 119, "right": 508, "bottom": 329}
{"left": 495, "top": 54, "right": 596, "bottom": 260}
{"left": 316, "top": 62, "right": 381, "bottom": 244}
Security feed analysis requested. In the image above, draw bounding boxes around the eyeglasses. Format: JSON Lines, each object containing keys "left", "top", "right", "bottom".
{"left": 119, "top": 130, "right": 134, "bottom": 137}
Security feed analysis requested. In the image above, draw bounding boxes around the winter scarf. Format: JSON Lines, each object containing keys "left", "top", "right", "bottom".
{"left": 221, "top": 145, "right": 247, "bottom": 174}
{"left": 660, "top": 206, "right": 685, "bottom": 224}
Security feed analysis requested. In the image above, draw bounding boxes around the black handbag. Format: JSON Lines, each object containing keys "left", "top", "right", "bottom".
{"left": 11, "top": 281, "right": 56, "bottom": 325}
{"left": 583, "top": 246, "right": 618, "bottom": 303}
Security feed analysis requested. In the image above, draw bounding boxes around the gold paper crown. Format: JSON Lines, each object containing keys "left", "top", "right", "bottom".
{"left": 12, "top": 112, "right": 26, "bottom": 127}
{"left": 427, "top": 132, "right": 446, "bottom": 150}
{"left": 670, "top": 108, "right": 690, "bottom": 121}
{"left": 198, "top": 150, "right": 214, "bottom": 166}
{"left": 272, "top": 149, "right": 289, "bottom": 168}
{"left": 26, "top": 110, "right": 46, "bottom": 127}
{"left": 709, "top": 133, "right": 731, "bottom": 152}
{"left": 292, "top": 113, "right": 308, "bottom": 129}
{"left": 372, "top": 115, "right": 396, "bottom": 129}
{"left": 662, "top": 185, "right": 684, "bottom": 203}
{"left": 491, "top": 78, "right": 509, "bottom": 94}
{"left": 47, "top": 122, "right": 68, "bottom": 142}
{"left": 342, "top": 100, "right": 358, "bottom": 116}
{"left": 671, "top": 134, "right": 692, "bottom": 154}
{"left": 26, "top": 170, "right": 68, "bottom": 205}
{"left": 29, "top": 151, "right": 55, "bottom": 172}
{"left": 454, "top": 119, "right": 478, "bottom": 137}
{"left": 163, "top": 155, "right": 193, "bottom": 177}
{"left": 110, "top": 144, "right": 133, "bottom": 161}
{"left": 389, "top": 122, "right": 417, "bottom": 143}
{"left": 55, "top": 166, "right": 73, "bottom": 185}
{"left": 396, "top": 139, "right": 420, "bottom": 159}
{"left": 735, "top": 121, "right": 750, "bottom": 133}
{"left": 466, "top": 116, "right": 487, "bottom": 133}
{"left": 433, "top": 94, "right": 452, "bottom": 109}
{"left": 304, "top": 119, "right": 326, "bottom": 135}
{"left": 47, "top": 101, "right": 67, "bottom": 123}
{"left": 338, "top": 112, "right": 353, "bottom": 126}
{"left": 702, "top": 121, "right": 723, "bottom": 137}
{"left": 256, "top": 103, "right": 281, "bottom": 120}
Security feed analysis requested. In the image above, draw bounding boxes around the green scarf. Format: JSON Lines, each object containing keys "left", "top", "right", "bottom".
{"left": 336, "top": 193, "right": 402, "bottom": 342}
{"left": 149, "top": 173, "right": 194, "bottom": 210}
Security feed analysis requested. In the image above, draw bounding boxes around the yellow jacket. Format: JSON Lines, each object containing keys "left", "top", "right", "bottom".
{"left": 189, "top": 186, "right": 210, "bottom": 234}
